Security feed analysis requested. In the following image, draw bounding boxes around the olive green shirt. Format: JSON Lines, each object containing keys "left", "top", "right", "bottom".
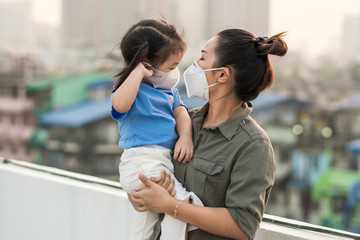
{"left": 152, "top": 102, "right": 275, "bottom": 240}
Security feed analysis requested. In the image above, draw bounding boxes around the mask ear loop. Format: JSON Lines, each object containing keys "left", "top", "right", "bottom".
{"left": 204, "top": 67, "right": 227, "bottom": 87}
{"left": 203, "top": 67, "right": 226, "bottom": 72}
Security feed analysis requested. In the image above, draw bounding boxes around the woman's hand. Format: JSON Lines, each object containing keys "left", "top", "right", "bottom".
{"left": 128, "top": 171, "right": 176, "bottom": 212}
{"left": 131, "top": 174, "right": 176, "bottom": 213}
{"left": 174, "top": 136, "right": 194, "bottom": 163}
{"left": 149, "top": 170, "right": 176, "bottom": 197}
{"left": 127, "top": 193, "right": 145, "bottom": 212}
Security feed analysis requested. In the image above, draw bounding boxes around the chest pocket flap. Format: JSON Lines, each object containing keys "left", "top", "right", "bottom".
{"left": 193, "top": 158, "right": 224, "bottom": 175}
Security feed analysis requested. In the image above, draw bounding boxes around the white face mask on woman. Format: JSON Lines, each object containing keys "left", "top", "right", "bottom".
{"left": 183, "top": 61, "right": 226, "bottom": 101}
{"left": 147, "top": 67, "right": 180, "bottom": 89}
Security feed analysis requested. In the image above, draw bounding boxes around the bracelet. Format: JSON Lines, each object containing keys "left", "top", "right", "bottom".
{"left": 173, "top": 201, "right": 183, "bottom": 218}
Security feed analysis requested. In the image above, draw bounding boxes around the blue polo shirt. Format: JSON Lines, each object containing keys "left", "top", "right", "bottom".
{"left": 111, "top": 83, "right": 185, "bottom": 149}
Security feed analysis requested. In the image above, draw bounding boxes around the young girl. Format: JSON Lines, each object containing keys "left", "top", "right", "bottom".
{"left": 111, "top": 19, "right": 202, "bottom": 240}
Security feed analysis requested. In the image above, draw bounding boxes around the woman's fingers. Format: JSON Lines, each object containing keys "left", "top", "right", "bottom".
{"left": 149, "top": 176, "right": 161, "bottom": 183}
{"left": 171, "top": 188, "right": 176, "bottom": 197}
{"left": 138, "top": 173, "right": 153, "bottom": 188}
{"left": 168, "top": 178, "right": 175, "bottom": 196}
{"left": 127, "top": 193, "right": 144, "bottom": 212}
{"left": 160, "top": 173, "right": 172, "bottom": 189}
{"left": 157, "top": 170, "right": 167, "bottom": 185}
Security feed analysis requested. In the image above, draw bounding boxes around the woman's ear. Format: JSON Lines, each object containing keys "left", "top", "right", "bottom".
{"left": 218, "top": 67, "right": 231, "bottom": 83}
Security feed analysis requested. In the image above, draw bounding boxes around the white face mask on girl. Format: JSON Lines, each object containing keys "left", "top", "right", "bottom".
{"left": 147, "top": 67, "right": 180, "bottom": 89}
{"left": 183, "top": 61, "right": 226, "bottom": 101}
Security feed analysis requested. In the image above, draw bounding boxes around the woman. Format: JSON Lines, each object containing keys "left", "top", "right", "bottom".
{"left": 129, "top": 29, "right": 288, "bottom": 240}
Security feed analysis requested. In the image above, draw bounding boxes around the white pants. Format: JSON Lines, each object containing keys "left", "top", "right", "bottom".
{"left": 119, "top": 145, "right": 203, "bottom": 240}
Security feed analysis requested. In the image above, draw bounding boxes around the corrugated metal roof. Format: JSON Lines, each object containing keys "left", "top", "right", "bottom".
{"left": 40, "top": 98, "right": 111, "bottom": 128}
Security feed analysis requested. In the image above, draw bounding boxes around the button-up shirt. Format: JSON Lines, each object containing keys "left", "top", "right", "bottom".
{"left": 153, "top": 102, "right": 275, "bottom": 240}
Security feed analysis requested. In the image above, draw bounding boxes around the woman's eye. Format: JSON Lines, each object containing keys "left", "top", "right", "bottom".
{"left": 199, "top": 57, "right": 204, "bottom": 61}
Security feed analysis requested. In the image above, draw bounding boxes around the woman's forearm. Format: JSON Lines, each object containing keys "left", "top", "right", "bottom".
{"left": 163, "top": 198, "right": 248, "bottom": 240}
{"left": 132, "top": 174, "right": 248, "bottom": 239}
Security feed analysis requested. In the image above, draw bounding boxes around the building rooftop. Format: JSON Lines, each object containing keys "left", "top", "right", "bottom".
{"left": 40, "top": 98, "right": 111, "bottom": 128}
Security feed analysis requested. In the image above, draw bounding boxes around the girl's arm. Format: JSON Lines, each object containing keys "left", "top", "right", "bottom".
{"left": 131, "top": 174, "right": 249, "bottom": 240}
{"left": 112, "top": 63, "right": 153, "bottom": 113}
{"left": 173, "top": 106, "right": 193, "bottom": 163}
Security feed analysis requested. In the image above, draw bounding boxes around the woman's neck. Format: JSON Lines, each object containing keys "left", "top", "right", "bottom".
{"left": 202, "top": 93, "right": 244, "bottom": 129}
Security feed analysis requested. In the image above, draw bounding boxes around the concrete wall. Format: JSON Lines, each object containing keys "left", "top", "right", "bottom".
{"left": 0, "top": 159, "right": 137, "bottom": 240}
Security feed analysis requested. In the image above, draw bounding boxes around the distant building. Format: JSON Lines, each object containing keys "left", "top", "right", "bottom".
{"left": 61, "top": 0, "right": 177, "bottom": 49}
{"left": 30, "top": 72, "right": 121, "bottom": 179}
{"left": 60, "top": 0, "right": 269, "bottom": 56}
{"left": 0, "top": 0, "right": 33, "bottom": 49}
{"left": 342, "top": 13, "right": 360, "bottom": 60}
{"left": 0, "top": 56, "right": 37, "bottom": 162}
{"left": 34, "top": 23, "right": 60, "bottom": 50}
{"left": 205, "top": 0, "right": 269, "bottom": 38}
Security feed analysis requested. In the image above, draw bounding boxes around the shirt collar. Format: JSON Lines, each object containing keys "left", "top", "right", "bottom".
{"left": 192, "top": 102, "right": 253, "bottom": 140}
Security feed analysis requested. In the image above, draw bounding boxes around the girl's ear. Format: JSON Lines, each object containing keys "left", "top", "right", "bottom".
{"left": 141, "top": 61, "right": 152, "bottom": 69}
{"left": 218, "top": 67, "right": 230, "bottom": 83}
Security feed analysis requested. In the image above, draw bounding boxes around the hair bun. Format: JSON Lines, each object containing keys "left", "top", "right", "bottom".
{"left": 254, "top": 32, "right": 288, "bottom": 56}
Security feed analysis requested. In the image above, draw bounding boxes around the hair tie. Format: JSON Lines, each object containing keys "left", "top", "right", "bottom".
{"left": 143, "top": 41, "right": 149, "bottom": 45}
{"left": 251, "top": 36, "right": 268, "bottom": 42}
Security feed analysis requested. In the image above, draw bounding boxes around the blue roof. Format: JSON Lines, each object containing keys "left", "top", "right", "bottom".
{"left": 347, "top": 138, "right": 360, "bottom": 155}
{"left": 177, "top": 91, "right": 307, "bottom": 112}
{"left": 40, "top": 98, "right": 111, "bottom": 128}
{"left": 251, "top": 92, "right": 307, "bottom": 113}
{"left": 88, "top": 78, "right": 113, "bottom": 89}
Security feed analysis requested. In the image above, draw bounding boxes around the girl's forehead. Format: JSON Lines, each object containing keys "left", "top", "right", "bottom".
{"left": 166, "top": 51, "right": 184, "bottom": 65}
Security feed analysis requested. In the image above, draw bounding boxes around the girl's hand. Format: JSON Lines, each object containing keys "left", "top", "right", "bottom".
{"left": 174, "top": 136, "right": 194, "bottom": 163}
{"left": 131, "top": 174, "right": 175, "bottom": 213}
{"left": 135, "top": 62, "right": 153, "bottom": 78}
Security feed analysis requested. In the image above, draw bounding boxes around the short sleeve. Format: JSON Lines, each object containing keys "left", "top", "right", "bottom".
{"left": 172, "top": 88, "right": 187, "bottom": 110}
{"left": 110, "top": 93, "right": 128, "bottom": 120}
{"left": 226, "top": 138, "right": 275, "bottom": 239}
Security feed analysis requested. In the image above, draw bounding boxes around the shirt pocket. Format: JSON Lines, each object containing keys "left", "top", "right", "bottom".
{"left": 192, "top": 158, "right": 227, "bottom": 203}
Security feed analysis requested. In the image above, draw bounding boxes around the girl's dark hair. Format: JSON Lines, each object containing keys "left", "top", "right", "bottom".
{"left": 214, "top": 29, "right": 288, "bottom": 102}
{"left": 112, "top": 19, "right": 185, "bottom": 92}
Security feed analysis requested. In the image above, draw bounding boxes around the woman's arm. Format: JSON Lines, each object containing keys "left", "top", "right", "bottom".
{"left": 112, "top": 63, "right": 153, "bottom": 113}
{"left": 173, "top": 105, "right": 193, "bottom": 163}
{"left": 132, "top": 174, "right": 249, "bottom": 240}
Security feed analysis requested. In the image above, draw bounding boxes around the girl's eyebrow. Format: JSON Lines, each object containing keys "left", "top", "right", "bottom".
{"left": 170, "top": 62, "right": 179, "bottom": 66}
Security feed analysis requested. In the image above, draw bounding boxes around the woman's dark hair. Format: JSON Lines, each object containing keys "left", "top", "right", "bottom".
{"left": 214, "top": 29, "right": 288, "bottom": 102}
{"left": 112, "top": 19, "right": 185, "bottom": 92}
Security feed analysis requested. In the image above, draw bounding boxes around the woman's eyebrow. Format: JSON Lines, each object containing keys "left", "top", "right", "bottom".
{"left": 201, "top": 50, "right": 207, "bottom": 54}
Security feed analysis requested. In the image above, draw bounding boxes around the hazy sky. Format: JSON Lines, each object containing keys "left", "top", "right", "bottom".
{"left": 270, "top": 0, "right": 360, "bottom": 57}
{"left": 2, "top": 0, "right": 360, "bottom": 58}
